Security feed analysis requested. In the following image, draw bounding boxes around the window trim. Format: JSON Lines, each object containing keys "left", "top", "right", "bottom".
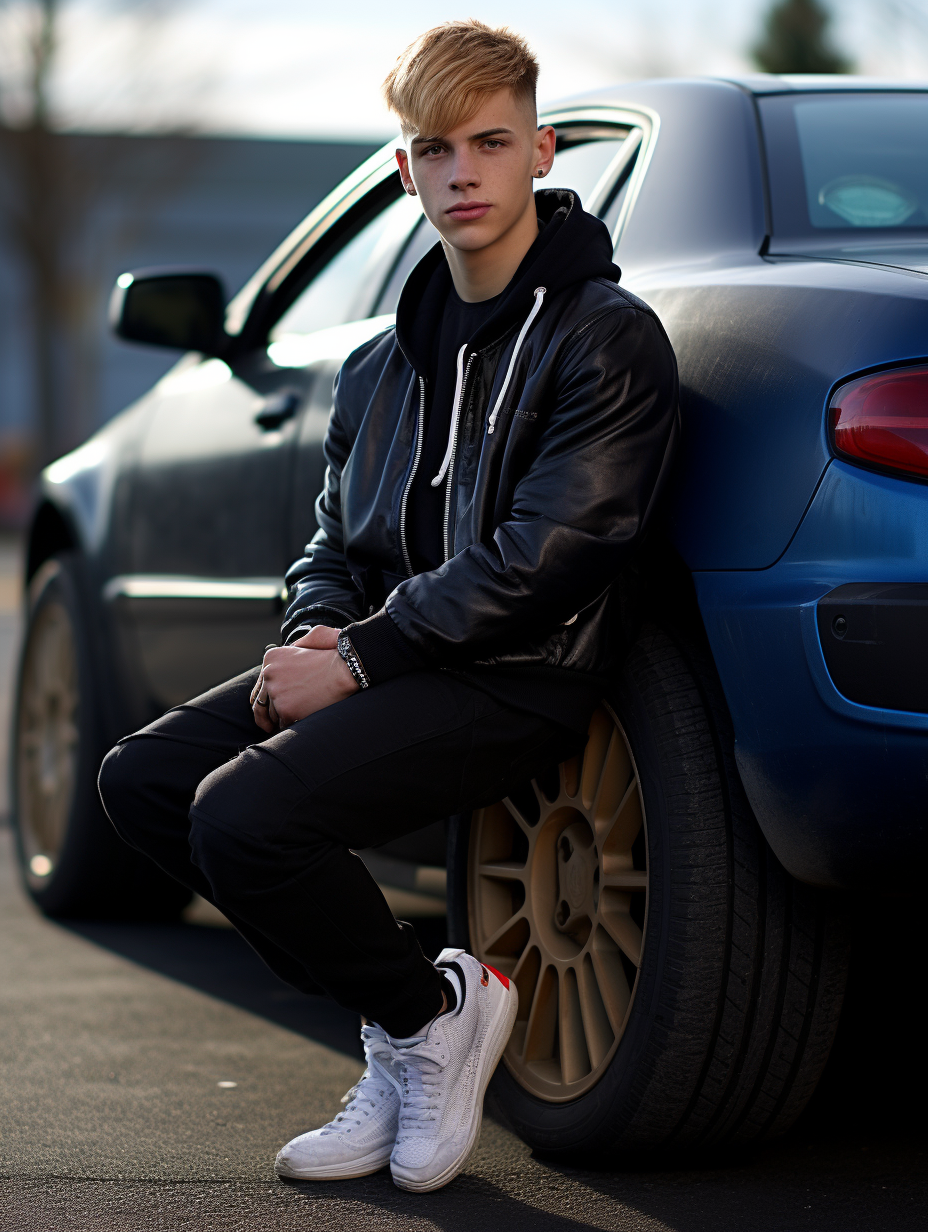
{"left": 225, "top": 143, "right": 400, "bottom": 343}
{"left": 539, "top": 105, "right": 660, "bottom": 245}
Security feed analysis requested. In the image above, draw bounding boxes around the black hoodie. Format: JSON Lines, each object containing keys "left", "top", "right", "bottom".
{"left": 350, "top": 192, "right": 627, "bottom": 732}
{"left": 403, "top": 192, "right": 622, "bottom": 575}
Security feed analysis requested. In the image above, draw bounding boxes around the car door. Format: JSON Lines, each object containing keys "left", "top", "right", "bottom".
{"left": 113, "top": 169, "right": 420, "bottom": 717}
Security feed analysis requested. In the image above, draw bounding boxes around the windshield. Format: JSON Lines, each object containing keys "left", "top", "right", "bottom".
{"left": 759, "top": 93, "right": 928, "bottom": 242}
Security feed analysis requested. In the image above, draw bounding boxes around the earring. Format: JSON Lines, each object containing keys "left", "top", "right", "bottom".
{"left": 406, "top": 186, "right": 417, "bottom": 195}
{"left": 536, "top": 169, "right": 545, "bottom": 178}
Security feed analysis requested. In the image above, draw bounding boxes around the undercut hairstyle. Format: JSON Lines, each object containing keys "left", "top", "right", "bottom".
{"left": 383, "top": 20, "right": 539, "bottom": 142}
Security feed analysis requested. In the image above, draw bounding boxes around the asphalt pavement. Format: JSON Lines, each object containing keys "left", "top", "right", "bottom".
{"left": 0, "top": 534, "right": 925, "bottom": 1231}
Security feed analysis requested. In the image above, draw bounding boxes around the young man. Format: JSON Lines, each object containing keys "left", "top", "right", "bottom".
{"left": 99, "top": 20, "right": 678, "bottom": 1193}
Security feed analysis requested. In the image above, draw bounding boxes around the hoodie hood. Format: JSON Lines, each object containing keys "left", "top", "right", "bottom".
{"left": 395, "top": 189, "right": 620, "bottom": 376}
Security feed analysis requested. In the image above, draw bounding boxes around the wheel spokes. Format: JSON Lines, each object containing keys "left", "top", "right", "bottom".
{"left": 17, "top": 600, "right": 80, "bottom": 866}
{"left": 599, "top": 903, "right": 643, "bottom": 966}
{"left": 577, "top": 953, "right": 615, "bottom": 1068}
{"left": 472, "top": 704, "right": 648, "bottom": 1100}
{"left": 522, "top": 963, "right": 558, "bottom": 1066}
{"left": 559, "top": 966, "right": 591, "bottom": 1084}
{"left": 590, "top": 933, "right": 633, "bottom": 1032}
{"left": 481, "top": 911, "right": 529, "bottom": 959}
{"left": 478, "top": 859, "right": 526, "bottom": 880}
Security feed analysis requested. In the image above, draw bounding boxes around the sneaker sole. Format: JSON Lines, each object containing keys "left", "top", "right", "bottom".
{"left": 275, "top": 1143, "right": 393, "bottom": 1181}
{"left": 391, "top": 974, "right": 518, "bottom": 1193}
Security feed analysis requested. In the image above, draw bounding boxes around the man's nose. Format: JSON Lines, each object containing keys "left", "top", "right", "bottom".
{"left": 448, "top": 153, "right": 480, "bottom": 191}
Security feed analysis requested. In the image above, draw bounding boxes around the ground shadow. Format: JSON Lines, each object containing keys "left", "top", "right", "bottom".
{"left": 61, "top": 896, "right": 927, "bottom": 1230}
{"left": 63, "top": 914, "right": 449, "bottom": 1063}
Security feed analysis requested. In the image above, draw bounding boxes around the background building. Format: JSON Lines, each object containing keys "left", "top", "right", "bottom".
{"left": 0, "top": 133, "right": 376, "bottom": 524}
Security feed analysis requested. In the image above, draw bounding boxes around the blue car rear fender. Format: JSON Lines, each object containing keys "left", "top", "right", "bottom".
{"left": 695, "top": 460, "right": 928, "bottom": 890}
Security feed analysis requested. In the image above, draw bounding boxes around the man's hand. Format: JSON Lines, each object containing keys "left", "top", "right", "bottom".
{"left": 250, "top": 626, "right": 359, "bottom": 733}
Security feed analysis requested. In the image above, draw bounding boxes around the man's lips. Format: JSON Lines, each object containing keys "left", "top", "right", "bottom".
{"left": 446, "top": 201, "right": 491, "bottom": 221}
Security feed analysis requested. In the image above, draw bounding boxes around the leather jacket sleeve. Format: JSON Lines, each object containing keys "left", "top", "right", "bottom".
{"left": 282, "top": 367, "right": 367, "bottom": 641}
{"left": 352, "top": 306, "right": 679, "bottom": 674}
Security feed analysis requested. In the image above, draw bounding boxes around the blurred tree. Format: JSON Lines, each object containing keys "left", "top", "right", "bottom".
{"left": 752, "top": 0, "right": 853, "bottom": 74}
{"left": 0, "top": 0, "right": 206, "bottom": 471}
{"left": 0, "top": 0, "right": 75, "bottom": 468}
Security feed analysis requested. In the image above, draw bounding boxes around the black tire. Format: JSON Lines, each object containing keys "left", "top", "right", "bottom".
{"left": 10, "top": 553, "right": 191, "bottom": 920}
{"left": 448, "top": 623, "right": 849, "bottom": 1157}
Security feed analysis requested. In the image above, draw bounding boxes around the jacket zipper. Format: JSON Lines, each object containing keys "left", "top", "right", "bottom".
{"left": 441, "top": 352, "right": 475, "bottom": 562}
{"left": 399, "top": 375, "right": 426, "bottom": 577}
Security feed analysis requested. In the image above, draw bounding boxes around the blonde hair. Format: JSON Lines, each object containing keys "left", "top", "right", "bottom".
{"left": 383, "top": 20, "right": 538, "bottom": 141}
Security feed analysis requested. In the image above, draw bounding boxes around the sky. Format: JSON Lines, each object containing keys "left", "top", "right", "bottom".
{"left": 3, "top": 0, "right": 928, "bottom": 139}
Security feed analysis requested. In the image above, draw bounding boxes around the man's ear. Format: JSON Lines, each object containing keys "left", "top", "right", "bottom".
{"left": 533, "top": 124, "right": 556, "bottom": 179}
{"left": 395, "top": 148, "right": 417, "bottom": 196}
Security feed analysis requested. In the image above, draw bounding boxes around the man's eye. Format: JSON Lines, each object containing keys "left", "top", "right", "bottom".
{"left": 423, "top": 145, "right": 444, "bottom": 156}
{"left": 484, "top": 140, "right": 502, "bottom": 149}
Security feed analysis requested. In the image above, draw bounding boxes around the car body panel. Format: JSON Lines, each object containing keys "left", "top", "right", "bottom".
{"left": 636, "top": 257, "right": 928, "bottom": 568}
{"left": 695, "top": 460, "right": 928, "bottom": 887}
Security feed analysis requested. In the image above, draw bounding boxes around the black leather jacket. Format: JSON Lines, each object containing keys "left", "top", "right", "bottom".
{"left": 282, "top": 191, "right": 679, "bottom": 682}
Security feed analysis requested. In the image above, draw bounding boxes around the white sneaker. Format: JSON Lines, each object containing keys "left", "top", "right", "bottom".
{"left": 388, "top": 948, "right": 518, "bottom": 1192}
{"left": 275, "top": 1024, "right": 401, "bottom": 1180}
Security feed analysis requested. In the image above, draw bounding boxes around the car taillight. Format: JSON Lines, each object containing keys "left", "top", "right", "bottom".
{"left": 831, "top": 366, "right": 928, "bottom": 481}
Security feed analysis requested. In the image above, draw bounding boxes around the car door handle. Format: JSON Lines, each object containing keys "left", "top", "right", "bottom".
{"left": 255, "top": 391, "right": 300, "bottom": 430}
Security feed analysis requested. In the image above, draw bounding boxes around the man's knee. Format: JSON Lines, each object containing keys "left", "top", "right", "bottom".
{"left": 98, "top": 739, "right": 150, "bottom": 845}
{"left": 189, "top": 750, "right": 328, "bottom": 893}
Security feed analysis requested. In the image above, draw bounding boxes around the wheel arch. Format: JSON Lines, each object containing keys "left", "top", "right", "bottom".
{"left": 25, "top": 501, "right": 80, "bottom": 587}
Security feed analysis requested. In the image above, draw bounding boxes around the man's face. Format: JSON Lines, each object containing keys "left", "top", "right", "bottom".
{"left": 396, "top": 88, "right": 554, "bottom": 254}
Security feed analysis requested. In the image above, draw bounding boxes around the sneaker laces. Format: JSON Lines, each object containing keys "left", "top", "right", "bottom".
{"left": 395, "top": 1047, "right": 445, "bottom": 1138}
{"left": 319, "top": 1025, "right": 398, "bottom": 1137}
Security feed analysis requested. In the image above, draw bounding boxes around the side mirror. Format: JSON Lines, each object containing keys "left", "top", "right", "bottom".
{"left": 109, "top": 268, "right": 227, "bottom": 354}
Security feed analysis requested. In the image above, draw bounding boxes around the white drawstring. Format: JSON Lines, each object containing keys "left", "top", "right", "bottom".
{"left": 487, "top": 286, "right": 546, "bottom": 434}
{"left": 431, "top": 342, "right": 469, "bottom": 487}
{"left": 429, "top": 284, "right": 547, "bottom": 488}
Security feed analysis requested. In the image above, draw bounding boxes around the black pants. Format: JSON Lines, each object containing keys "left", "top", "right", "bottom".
{"left": 98, "top": 667, "right": 579, "bottom": 1037}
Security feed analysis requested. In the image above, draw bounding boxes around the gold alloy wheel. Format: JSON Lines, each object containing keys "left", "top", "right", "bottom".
{"left": 468, "top": 705, "right": 648, "bottom": 1102}
{"left": 16, "top": 598, "right": 80, "bottom": 889}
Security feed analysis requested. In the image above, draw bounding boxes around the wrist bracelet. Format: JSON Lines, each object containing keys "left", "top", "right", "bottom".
{"left": 337, "top": 631, "right": 371, "bottom": 689}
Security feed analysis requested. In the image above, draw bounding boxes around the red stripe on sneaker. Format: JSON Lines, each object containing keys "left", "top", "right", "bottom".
{"left": 484, "top": 964, "right": 510, "bottom": 989}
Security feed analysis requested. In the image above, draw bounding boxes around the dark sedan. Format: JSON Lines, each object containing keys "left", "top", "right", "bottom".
{"left": 11, "top": 75, "right": 927, "bottom": 1160}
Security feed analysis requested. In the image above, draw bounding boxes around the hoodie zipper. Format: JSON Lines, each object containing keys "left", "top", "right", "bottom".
{"left": 401, "top": 287, "right": 545, "bottom": 572}
{"left": 399, "top": 375, "right": 426, "bottom": 577}
{"left": 436, "top": 350, "right": 475, "bottom": 561}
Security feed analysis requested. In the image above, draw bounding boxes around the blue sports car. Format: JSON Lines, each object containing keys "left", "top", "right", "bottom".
{"left": 11, "top": 75, "right": 926, "bottom": 1158}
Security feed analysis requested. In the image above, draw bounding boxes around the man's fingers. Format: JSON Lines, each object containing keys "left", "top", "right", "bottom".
{"left": 249, "top": 670, "right": 265, "bottom": 707}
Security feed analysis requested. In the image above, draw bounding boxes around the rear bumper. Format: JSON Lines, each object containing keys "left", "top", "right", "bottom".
{"left": 694, "top": 461, "right": 928, "bottom": 890}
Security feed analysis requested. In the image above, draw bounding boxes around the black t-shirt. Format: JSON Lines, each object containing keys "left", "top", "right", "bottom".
{"left": 408, "top": 285, "right": 502, "bottom": 573}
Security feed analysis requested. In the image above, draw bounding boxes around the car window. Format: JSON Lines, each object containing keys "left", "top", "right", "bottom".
{"left": 376, "top": 129, "right": 634, "bottom": 315}
{"left": 375, "top": 216, "right": 441, "bottom": 314}
{"left": 269, "top": 191, "right": 420, "bottom": 340}
{"left": 548, "top": 135, "right": 629, "bottom": 206}
{"left": 760, "top": 93, "right": 928, "bottom": 239}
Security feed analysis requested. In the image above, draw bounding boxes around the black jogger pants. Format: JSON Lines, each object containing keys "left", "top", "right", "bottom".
{"left": 98, "top": 667, "right": 580, "bottom": 1037}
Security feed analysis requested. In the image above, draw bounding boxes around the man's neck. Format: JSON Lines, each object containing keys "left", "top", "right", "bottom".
{"left": 442, "top": 194, "right": 539, "bottom": 303}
